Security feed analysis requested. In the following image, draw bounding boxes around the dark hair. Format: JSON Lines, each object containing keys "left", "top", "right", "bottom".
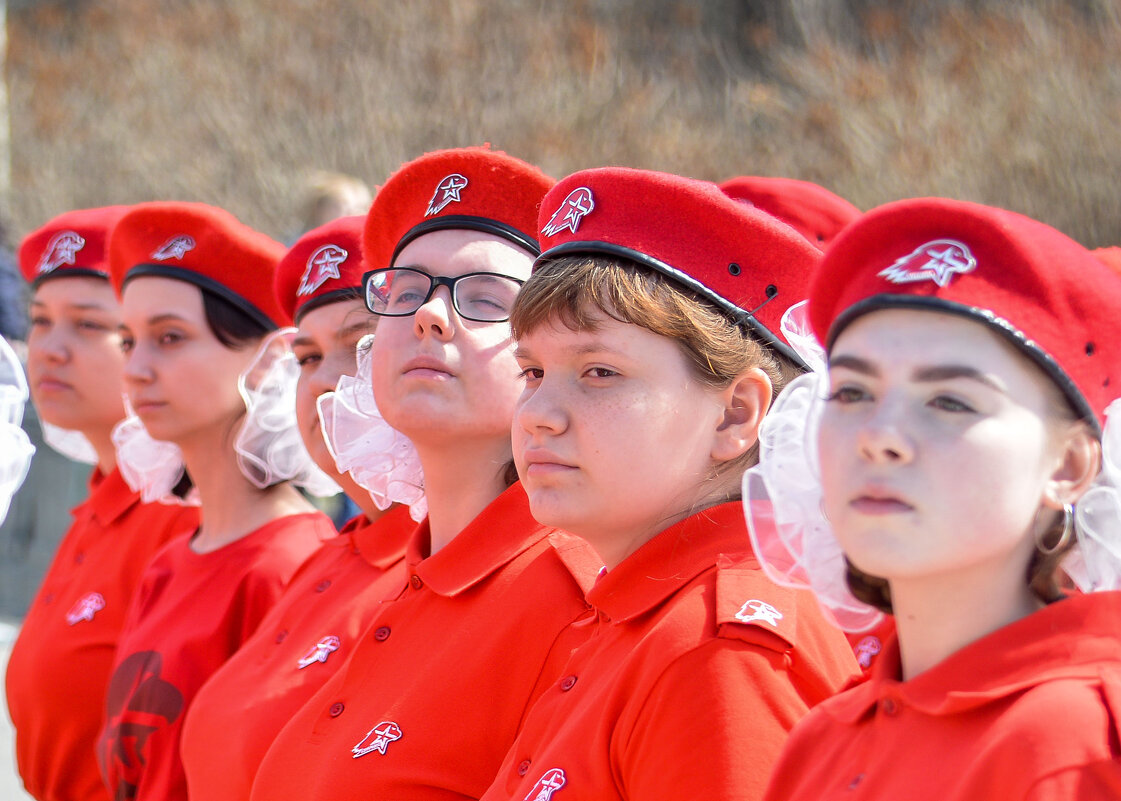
{"left": 170, "top": 290, "right": 273, "bottom": 499}
{"left": 201, "top": 290, "right": 273, "bottom": 349}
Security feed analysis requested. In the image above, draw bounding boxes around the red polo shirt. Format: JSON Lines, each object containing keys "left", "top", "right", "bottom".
{"left": 763, "top": 591, "right": 1121, "bottom": 801}
{"left": 180, "top": 506, "right": 414, "bottom": 801}
{"left": 96, "top": 511, "right": 333, "bottom": 801}
{"left": 247, "top": 482, "right": 602, "bottom": 801}
{"left": 480, "top": 502, "right": 859, "bottom": 801}
{"left": 5, "top": 468, "right": 198, "bottom": 801}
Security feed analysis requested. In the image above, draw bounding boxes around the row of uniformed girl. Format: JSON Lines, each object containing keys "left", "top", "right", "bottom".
{"left": 3, "top": 146, "right": 1119, "bottom": 801}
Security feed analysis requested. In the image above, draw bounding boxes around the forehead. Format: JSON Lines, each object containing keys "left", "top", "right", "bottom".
{"left": 120, "top": 275, "right": 205, "bottom": 322}
{"left": 830, "top": 307, "right": 1050, "bottom": 387}
{"left": 392, "top": 228, "right": 533, "bottom": 280}
{"left": 33, "top": 276, "right": 119, "bottom": 309}
{"left": 296, "top": 298, "right": 370, "bottom": 340}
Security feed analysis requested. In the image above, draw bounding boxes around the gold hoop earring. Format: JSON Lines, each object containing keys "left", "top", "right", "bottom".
{"left": 1036, "top": 503, "right": 1074, "bottom": 555}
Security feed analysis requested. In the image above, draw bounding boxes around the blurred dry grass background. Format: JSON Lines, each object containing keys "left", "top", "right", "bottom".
{"left": 6, "top": 0, "right": 1121, "bottom": 246}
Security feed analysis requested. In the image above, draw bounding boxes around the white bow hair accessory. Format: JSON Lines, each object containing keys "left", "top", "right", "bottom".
{"left": 112, "top": 397, "right": 199, "bottom": 506}
{"left": 234, "top": 328, "right": 341, "bottom": 497}
{"left": 742, "top": 301, "right": 884, "bottom": 633}
{"left": 317, "top": 334, "right": 426, "bottom": 522}
{"left": 0, "top": 336, "right": 35, "bottom": 523}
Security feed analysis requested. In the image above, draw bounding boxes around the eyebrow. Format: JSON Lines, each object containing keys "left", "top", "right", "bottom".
{"left": 29, "top": 299, "right": 115, "bottom": 313}
{"left": 336, "top": 320, "right": 373, "bottom": 342}
{"left": 830, "top": 354, "right": 1007, "bottom": 392}
{"left": 514, "top": 340, "right": 623, "bottom": 361}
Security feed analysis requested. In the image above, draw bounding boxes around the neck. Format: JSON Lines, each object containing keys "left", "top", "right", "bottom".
{"left": 889, "top": 544, "right": 1042, "bottom": 680}
{"left": 86, "top": 426, "right": 118, "bottom": 476}
{"left": 335, "top": 470, "right": 389, "bottom": 524}
{"left": 414, "top": 437, "right": 510, "bottom": 556}
{"left": 179, "top": 432, "right": 316, "bottom": 553}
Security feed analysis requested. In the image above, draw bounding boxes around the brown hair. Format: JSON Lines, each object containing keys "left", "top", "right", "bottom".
{"left": 510, "top": 254, "right": 803, "bottom": 484}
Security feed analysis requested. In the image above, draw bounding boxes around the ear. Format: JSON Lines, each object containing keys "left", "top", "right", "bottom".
{"left": 1040, "top": 421, "right": 1102, "bottom": 510}
{"left": 710, "top": 367, "right": 772, "bottom": 463}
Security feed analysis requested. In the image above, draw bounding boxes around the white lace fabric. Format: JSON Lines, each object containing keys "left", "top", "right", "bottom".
{"left": 111, "top": 399, "right": 199, "bottom": 506}
{"left": 317, "top": 334, "right": 426, "bottom": 521}
{"left": 235, "top": 328, "right": 341, "bottom": 497}
{"left": 0, "top": 336, "right": 34, "bottom": 522}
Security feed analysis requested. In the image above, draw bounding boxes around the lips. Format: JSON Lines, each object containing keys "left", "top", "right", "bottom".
{"left": 521, "top": 449, "right": 577, "bottom": 476}
{"left": 849, "top": 486, "right": 914, "bottom": 515}
{"left": 401, "top": 355, "right": 455, "bottom": 379}
{"left": 34, "top": 375, "right": 72, "bottom": 393}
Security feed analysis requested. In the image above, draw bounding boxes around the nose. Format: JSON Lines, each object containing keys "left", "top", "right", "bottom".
{"left": 515, "top": 374, "right": 568, "bottom": 438}
{"left": 855, "top": 402, "right": 914, "bottom": 465}
{"left": 413, "top": 285, "right": 456, "bottom": 342}
{"left": 122, "top": 341, "right": 155, "bottom": 386}
{"left": 29, "top": 324, "right": 68, "bottom": 366}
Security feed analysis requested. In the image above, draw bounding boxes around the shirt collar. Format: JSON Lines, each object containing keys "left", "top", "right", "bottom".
{"left": 826, "top": 591, "right": 1121, "bottom": 722}
{"left": 344, "top": 505, "right": 415, "bottom": 571}
{"left": 82, "top": 467, "right": 141, "bottom": 526}
{"left": 407, "top": 482, "right": 553, "bottom": 596}
{"left": 587, "top": 502, "right": 751, "bottom": 623}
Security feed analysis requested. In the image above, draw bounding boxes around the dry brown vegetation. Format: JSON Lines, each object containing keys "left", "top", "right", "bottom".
{"left": 6, "top": 0, "right": 1121, "bottom": 246}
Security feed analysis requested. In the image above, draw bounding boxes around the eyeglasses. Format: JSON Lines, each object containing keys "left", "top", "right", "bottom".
{"left": 363, "top": 267, "right": 525, "bottom": 323}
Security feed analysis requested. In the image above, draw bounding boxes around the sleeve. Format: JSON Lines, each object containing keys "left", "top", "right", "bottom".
{"left": 1024, "top": 760, "right": 1121, "bottom": 801}
{"left": 619, "top": 640, "right": 812, "bottom": 801}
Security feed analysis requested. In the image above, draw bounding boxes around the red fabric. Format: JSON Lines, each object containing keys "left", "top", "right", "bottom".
{"left": 808, "top": 197, "right": 1121, "bottom": 426}
{"left": 247, "top": 483, "right": 603, "bottom": 801}
{"left": 108, "top": 201, "right": 290, "bottom": 326}
{"left": 4, "top": 468, "right": 198, "bottom": 801}
{"left": 274, "top": 215, "right": 367, "bottom": 323}
{"left": 535, "top": 167, "right": 821, "bottom": 357}
{"left": 19, "top": 206, "right": 131, "bottom": 284}
{"left": 845, "top": 617, "right": 896, "bottom": 675}
{"left": 479, "top": 503, "right": 859, "bottom": 801}
{"left": 180, "top": 506, "right": 414, "bottom": 801}
{"left": 763, "top": 592, "right": 1121, "bottom": 801}
{"left": 719, "top": 176, "right": 859, "bottom": 249}
{"left": 95, "top": 511, "right": 333, "bottom": 801}
{"left": 1093, "top": 246, "right": 1121, "bottom": 272}
{"left": 363, "top": 146, "right": 554, "bottom": 269}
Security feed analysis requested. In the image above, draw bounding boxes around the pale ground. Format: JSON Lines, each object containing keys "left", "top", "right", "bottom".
{"left": 1, "top": 619, "right": 34, "bottom": 801}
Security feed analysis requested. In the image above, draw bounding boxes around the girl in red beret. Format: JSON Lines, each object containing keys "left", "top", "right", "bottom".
{"left": 246, "top": 147, "right": 601, "bottom": 801}
{"left": 746, "top": 198, "right": 1121, "bottom": 800}
{"left": 477, "top": 167, "right": 858, "bottom": 801}
{"left": 4, "top": 207, "right": 201, "bottom": 801}
{"left": 94, "top": 202, "right": 335, "bottom": 801}
{"left": 179, "top": 215, "right": 422, "bottom": 801}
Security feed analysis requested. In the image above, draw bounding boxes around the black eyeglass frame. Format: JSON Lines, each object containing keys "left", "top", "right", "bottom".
{"left": 361, "top": 267, "right": 526, "bottom": 323}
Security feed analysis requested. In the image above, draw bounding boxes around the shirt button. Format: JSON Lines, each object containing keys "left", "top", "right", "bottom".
{"left": 410, "top": 575, "right": 423, "bottom": 590}
{"left": 516, "top": 760, "right": 531, "bottom": 777}
{"left": 328, "top": 702, "right": 345, "bottom": 717}
{"left": 275, "top": 630, "right": 288, "bottom": 643}
{"left": 74, "top": 552, "right": 85, "bottom": 564}
{"left": 43, "top": 593, "right": 54, "bottom": 604}
{"left": 881, "top": 697, "right": 899, "bottom": 716}
{"left": 560, "top": 675, "right": 578, "bottom": 691}
{"left": 373, "top": 626, "right": 391, "bottom": 642}
{"left": 315, "top": 579, "right": 332, "bottom": 593}
{"left": 848, "top": 773, "right": 865, "bottom": 790}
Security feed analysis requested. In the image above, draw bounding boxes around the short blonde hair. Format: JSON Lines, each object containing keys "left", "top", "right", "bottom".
{"left": 511, "top": 255, "right": 802, "bottom": 477}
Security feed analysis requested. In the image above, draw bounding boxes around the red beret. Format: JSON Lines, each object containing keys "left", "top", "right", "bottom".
{"left": 1093, "top": 246, "right": 1121, "bottom": 273}
{"left": 19, "top": 206, "right": 131, "bottom": 285}
{"left": 363, "top": 146, "right": 554, "bottom": 270}
{"left": 810, "top": 197, "right": 1121, "bottom": 431}
{"left": 536, "top": 167, "right": 822, "bottom": 368}
{"left": 275, "top": 215, "right": 366, "bottom": 323}
{"left": 719, "top": 176, "right": 860, "bottom": 249}
{"left": 109, "top": 201, "right": 289, "bottom": 328}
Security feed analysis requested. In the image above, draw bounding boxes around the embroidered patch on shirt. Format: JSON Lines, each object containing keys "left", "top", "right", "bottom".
{"left": 66, "top": 592, "right": 105, "bottom": 625}
{"left": 352, "top": 721, "right": 402, "bottom": 758}
{"left": 734, "top": 599, "right": 783, "bottom": 627}
{"left": 525, "top": 768, "right": 567, "bottom": 801}
{"left": 296, "top": 635, "right": 341, "bottom": 669}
